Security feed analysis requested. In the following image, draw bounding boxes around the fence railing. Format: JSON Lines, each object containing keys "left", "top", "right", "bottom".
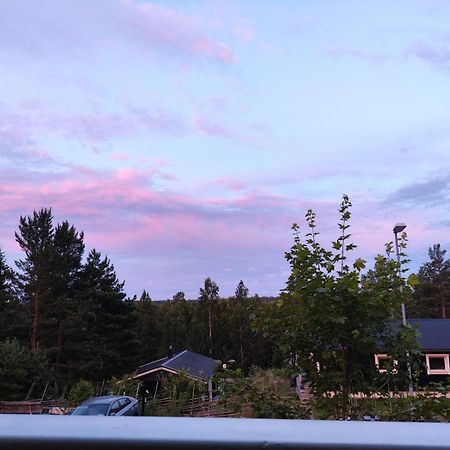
{"left": 1, "top": 415, "right": 450, "bottom": 450}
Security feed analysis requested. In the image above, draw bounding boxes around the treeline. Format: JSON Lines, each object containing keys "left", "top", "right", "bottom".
{"left": 0, "top": 209, "right": 280, "bottom": 398}
{"left": 1, "top": 207, "right": 449, "bottom": 401}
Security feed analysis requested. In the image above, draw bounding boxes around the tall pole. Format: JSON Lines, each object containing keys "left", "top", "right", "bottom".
{"left": 394, "top": 231, "right": 407, "bottom": 326}
{"left": 393, "top": 223, "right": 414, "bottom": 396}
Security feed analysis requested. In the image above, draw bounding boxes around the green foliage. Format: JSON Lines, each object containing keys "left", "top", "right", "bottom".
{"left": 108, "top": 374, "right": 140, "bottom": 397}
{"left": 218, "top": 367, "right": 309, "bottom": 419}
{"left": 0, "top": 338, "right": 50, "bottom": 400}
{"left": 343, "top": 384, "right": 450, "bottom": 422}
{"left": 160, "top": 372, "right": 208, "bottom": 402}
{"left": 235, "top": 280, "right": 249, "bottom": 298}
{"left": 146, "top": 372, "right": 208, "bottom": 417}
{"left": 409, "top": 244, "right": 450, "bottom": 318}
{"left": 68, "top": 379, "right": 95, "bottom": 405}
{"left": 256, "top": 195, "right": 420, "bottom": 417}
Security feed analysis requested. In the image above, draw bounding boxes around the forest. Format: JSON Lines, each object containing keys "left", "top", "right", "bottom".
{"left": 1, "top": 201, "right": 450, "bottom": 410}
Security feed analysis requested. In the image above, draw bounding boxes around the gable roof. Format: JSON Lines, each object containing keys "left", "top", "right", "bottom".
{"left": 408, "top": 319, "right": 450, "bottom": 351}
{"left": 135, "top": 350, "right": 219, "bottom": 382}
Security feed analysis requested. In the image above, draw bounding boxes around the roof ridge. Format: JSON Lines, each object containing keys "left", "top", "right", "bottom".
{"left": 164, "top": 349, "right": 188, "bottom": 366}
{"left": 137, "top": 355, "right": 168, "bottom": 369}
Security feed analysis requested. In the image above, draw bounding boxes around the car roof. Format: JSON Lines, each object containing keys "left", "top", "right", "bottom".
{"left": 81, "top": 396, "right": 135, "bottom": 405}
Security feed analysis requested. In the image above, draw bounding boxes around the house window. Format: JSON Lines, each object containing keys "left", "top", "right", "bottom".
{"left": 425, "top": 354, "right": 450, "bottom": 375}
{"left": 374, "top": 354, "right": 397, "bottom": 373}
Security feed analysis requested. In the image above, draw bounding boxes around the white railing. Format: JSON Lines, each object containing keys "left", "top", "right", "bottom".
{"left": 0, "top": 415, "right": 450, "bottom": 450}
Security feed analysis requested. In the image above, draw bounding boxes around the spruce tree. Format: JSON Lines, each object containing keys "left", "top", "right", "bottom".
{"left": 76, "top": 249, "right": 131, "bottom": 381}
{"left": 0, "top": 247, "right": 25, "bottom": 342}
{"left": 410, "top": 244, "right": 450, "bottom": 318}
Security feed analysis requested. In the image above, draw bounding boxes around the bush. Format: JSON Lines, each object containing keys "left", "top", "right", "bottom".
{"left": 108, "top": 374, "right": 140, "bottom": 397}
{"left": 0, "top": 338, "right": 50, "bottom": 400}
{"left": 68, "top": 379, "right": 95, "bottom": 405}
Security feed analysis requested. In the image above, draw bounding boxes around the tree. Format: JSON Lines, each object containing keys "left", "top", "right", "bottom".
{"left": 199, "top": 277, "right": 219, "bottom": 357}
{"left": 256, "top": 196, "right": 419, "bottom": 417}
{"left": 15, "top": 209, "right": 86, "bottom": 390}
{"left": 46, "top": 221, "right": 84, "bottom": 382}
{"left": 409, "top": 244, "right": 450, "bottom": 318}
{"left": 0, "top": 247, "right": 26, "bottom": 341}
{"left": 235, "top": 280, "right": 249, "bottom": 299}
{"left": 234, "top": 280, "right": 249, "bottom": 368}
{"left": 132, "top": 290, "right": 160, "bottom": 364}
{"left": 0, "top": 338, "right": 50, "bottom": 400}
{"left": 0, "top": 246, "right": 15, "bottom": 302}
{"left": 15, "top": 208, "right": 54, "bottom": 351}
{"left": 172, "top": 291, "right": 186, "bottom": 302}
{"left": 75, "top": 249, "right": 133, "bottom": 381}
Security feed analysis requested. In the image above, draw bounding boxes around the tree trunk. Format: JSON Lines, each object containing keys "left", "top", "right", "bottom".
{"left": 240, "top": 326, "right": 244, "bottom": 368}
{"left": 31, "top": 293, "right": 40, "bottom": 351}
{"left": 208, "top": 298, "right": 212, "bottom": 357}
{"left": 341, "top": 346, "right": 349, "bottom": 419}
{"left": 54, "top": 317, "right": 64, "bottom": 384}
{"left": 439, "top": 285, "right": 446, "bottom": 318}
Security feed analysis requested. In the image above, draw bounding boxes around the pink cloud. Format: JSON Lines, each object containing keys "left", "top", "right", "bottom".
{"left": 234, "top": 26, "right": 256, "bottom": 43}
{"left": 1, "top": 161, "right": 447, "bottom": 299}
{"left": 193, "top": 115, "right": 235, "bottom": 139}
{"left": 0, "top": 0, "right": 236, "bottom": 65}
{"left": 207, "top": 177, "right": 247, "bottom": 191}
{"left": 109, "top": 152, "right": 128, "bottom": 162}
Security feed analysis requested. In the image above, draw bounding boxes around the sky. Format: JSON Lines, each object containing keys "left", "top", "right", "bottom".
{"left": 1, "top": 0, "right": 450, "bottom": 300}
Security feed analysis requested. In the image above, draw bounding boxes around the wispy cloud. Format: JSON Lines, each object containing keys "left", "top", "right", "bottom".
{"left": 406, "top": 39, "right": 450, "bottom": 69}
{"left": 0, "top": 0, "right": 235, "bottom": 64}
{"left": 386, "top": 172, "right": 450, "bottom": 207}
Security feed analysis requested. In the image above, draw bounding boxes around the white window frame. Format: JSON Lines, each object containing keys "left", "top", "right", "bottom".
{"left": 425, "top": 353, "right": 450, "bottom": 375}
{"left": 374, "top": 354, "right": 397, "bottom": 373}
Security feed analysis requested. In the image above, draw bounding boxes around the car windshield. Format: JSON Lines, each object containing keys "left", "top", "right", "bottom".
{"left": 71, "top": 403, "right": 110, "bottom": 416}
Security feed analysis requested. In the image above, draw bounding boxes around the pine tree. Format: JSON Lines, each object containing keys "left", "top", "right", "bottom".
{"left": 15, "top": 208, "right": 54, "bottom": 351}
{"left": 199, "top": 277, "right": 219, "bottom": 357}
{"left": 234, "top": 280, "right": 249, "bottom": 368}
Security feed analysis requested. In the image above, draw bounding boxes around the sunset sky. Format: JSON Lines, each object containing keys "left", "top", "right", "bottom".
{"left": 1, "top": 0, "right": 449, "bottom": 299}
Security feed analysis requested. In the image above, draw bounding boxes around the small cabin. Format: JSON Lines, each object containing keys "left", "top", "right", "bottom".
{"left": 133, "top": 349, "right": 220, "bottom": 400}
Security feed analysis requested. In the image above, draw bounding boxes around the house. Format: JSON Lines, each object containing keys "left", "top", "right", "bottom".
{"left": 374, "top": 319, "right": 450, "bottom": 385}
{"left": 133, "top": 349, "right": 220, "bottom": 401}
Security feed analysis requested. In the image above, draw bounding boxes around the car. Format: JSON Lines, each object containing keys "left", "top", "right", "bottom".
{"left": 70, "top": 395, "right": 140, "bottom": 416}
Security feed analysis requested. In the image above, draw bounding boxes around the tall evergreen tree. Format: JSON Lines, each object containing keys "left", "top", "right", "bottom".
{"left": 234, "top": 280, "right": 249, "bottom": 368}
{"left": 410, "top": 244, "right": 450, "bottom": 318}
{"left": 48, "top": 221, "right": 85, "bottom": 382}
{"left": 199, "top": 277, "right": 219, "bottom": 357}
{"left": 132, "top": 290, "right": 160, "bottom": 364}
{"left": 0, "top": 247, "right": 25, "bottom": 342}
{"left": 15, "top": 208, "right": 54, "bottom": 350}
{"left": 0, "top": 246, "right": 15, "bottom": 300}
{"left": 76, "top": 249, "right": 132, "bottom": 381}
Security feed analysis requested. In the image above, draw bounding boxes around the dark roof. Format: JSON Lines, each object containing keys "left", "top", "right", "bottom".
{"left": 407, "top": 319, "right": 450, "bottom": 351}
{"left": 135, "top": 350, "right": 219, "bottom": 381}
